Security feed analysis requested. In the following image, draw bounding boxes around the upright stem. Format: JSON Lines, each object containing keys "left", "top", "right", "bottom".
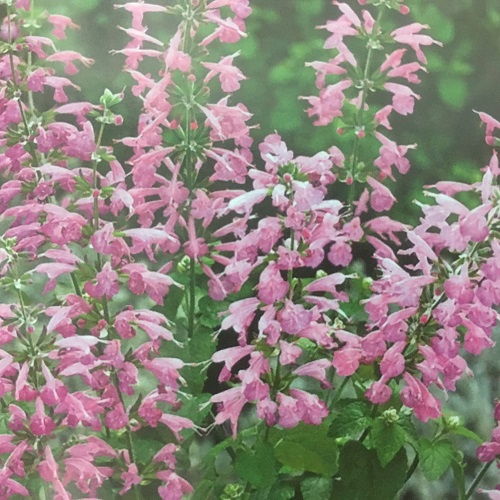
{"left": 347, "top": 7, "right": 385, "bottom": 206}
{"left": 187, "top": 256, "right": 196, "bottom": 338}
{"left": 6, "top": 7, "right": 40, "bottom": 170}
{"left": 465, "top": 461, "right": 494, "bottom": 500}
{"left": 93, "top": 121, "right": 106, "bottom": 231}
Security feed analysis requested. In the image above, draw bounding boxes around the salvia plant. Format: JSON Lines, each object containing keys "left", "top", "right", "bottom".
{"left": 0, "top": 0, "right": 498, "bottom": 498}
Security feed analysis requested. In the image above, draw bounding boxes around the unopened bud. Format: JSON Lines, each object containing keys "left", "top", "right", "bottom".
{"left": 346, "top": 176, "right": 353, "bottom": 185}
{"left": 92, "top": 189, "right": 100, "bottom": 198}
{"left": 400, "top": 5, "right": 410, "bottom": 15}
{"left": 114, "top": 115, "right": 123, "bottom": 126}
{"left": 445, "top": 415, "right": 460, "bottom": 429}
{"left": 337, "top": 127, "right": 344, "bottom": 135}
{"left": 420, "top": 314, "right": 429, "bottom": 324}
{"left": 382, "top": 408, "right": 399, "bottom": 423}
{"left": 190, "top": 121, "right": 198, "bottom": 130}
{"left": 283, "top": 173, "right": 292, "bottom": 183}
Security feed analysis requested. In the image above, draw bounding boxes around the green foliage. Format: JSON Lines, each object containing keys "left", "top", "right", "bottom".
{"left": 329, "top": 401, "right": 374, "bottom": 439}
{"left": 418, "top": 438, "right": 455, "bottom": 481}
{"left": 371, "top": 418, "right": 407, "bottom": 467}
{"left": 234, "top": 442, "right": 278, "bottom": 490}
{"left": 270, "top": 422, "right": 339, "bottom": 476}
{"left": 300, "top": 477, "right": 332, "bottom": 500}
{"left": 334, "top": 441, "right": 408, "bottom": 500}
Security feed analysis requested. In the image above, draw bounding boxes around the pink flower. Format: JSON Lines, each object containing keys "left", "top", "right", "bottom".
{"left": 211, "top": 386, "right": 248, "bottom": 438}
{"left": 367, "top": 176, "right": 397, "bottom": 212}
{"left": 290, "top": 388, "right": 328, "bottom": 425}
{"left": 277, "top": 392, "right": 302, "bottom": 428}
{"left": 257, "top": 263, "right": 289, "bottom": 304}
{"left": 301, "top": 80, "right": 352, "bottom": 126}
{"left": 380, "top": 341, "right": 405, "bottom": 379}
{"left": 40, "top": 362, "right": 67, "bottom": 406}
{"left": 203, "top": 51, "right": 247, "bottom": 92}
{"left": 84, "top": 262, "right": 119, "bottom": 300}
{"left": 120, "top": 460, "right": 141, "bottom": 495}
{"left": 366, "top": 379, "right": 392, "bottom": 404}
{"left": 38, "top": 447, "right": 71, "bottom": 500}
{"left": 114, "top": 2, "right": 168, "bottom": 31}
{"left": 391, "top": 23, "right": 442, "bottom": 65}
{"left": 29, "top": 398, "right": 56, "bottom": 436}
{"left": 212, "top": 345, "right": 255, "bottom": 382}
{"left": 293, "top": 359, "right": 332, "bottom": 388}
{"left": 159, "top": 413, "right": 194, "bottom": 441}
{"left": 157, "top": 470, "right": 193, "bottom": 500}
{"left": 105, "top": 403, "right": 128, "bottom": 430}
{"left": 400, "top": 373, "right": 441, "bottom": 422}
{"left": 46, "top": 51, "right": 94, "bottom": 75}
{"left": 164, "top": 30, "right": 191, "bottom": 72}
{"left": 47, "top": 15, "right": 80, "bottom": 40}
{"left": 475, "top": 111, "right": 500, "bottom": 145}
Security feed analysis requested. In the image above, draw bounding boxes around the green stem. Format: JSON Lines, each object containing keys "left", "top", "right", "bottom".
{"left": 70, "top": 273, "right": 82, "bottom": 296}
{"left": 404, "top": 453, "right": 419, "bottom": 484}
{"left": 111, "top": 370, "right": 142, "bottom": 500}
{"left": 93, "top": 121, "right": 106, "bottom": 231}
{"left": 328, "top": 376, "right": 350, "bottom": 408}
{"left": 358, "top": 404, "right": 378, "bottom": 443}
{"left": 348, "top": 6, "right": 385, "bottom": 205}
{"left": 187, "top": 256, "right": 196, "bottom": 339}
{"left": 465, "top": 461, "right": 494, "bottom": 500}
{"left": 6, "top": 7, "right": 40, "bottom": 170}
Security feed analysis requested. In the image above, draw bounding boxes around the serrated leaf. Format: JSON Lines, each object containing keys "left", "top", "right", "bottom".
{"left": 234, "top": 442, "right": 277, "bottom": 489}
{"left": 371, "top": 419, "right": 406, "bottom": 466}
{"left": 300, "top": 477, "right": 332, "bottom": 500}
{"left": 419, "top": 439, "right": 454, "bottom": 481}
{"left": 329, "top": 402, "right": 373, "bottom": 439}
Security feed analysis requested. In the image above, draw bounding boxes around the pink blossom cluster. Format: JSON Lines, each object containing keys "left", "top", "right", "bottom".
{"left": 0, "top": 0, "right": 255, "bottom": 497}
{"left": 304, "top": 0, "right": 441, "bottom": 187}
{"left": 0, "top": 0, "right": 498, "bottom": 497}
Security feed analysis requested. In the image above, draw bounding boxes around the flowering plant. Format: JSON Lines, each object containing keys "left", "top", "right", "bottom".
{"left": 0, "top": 0, "right": 498, "bottom": 498}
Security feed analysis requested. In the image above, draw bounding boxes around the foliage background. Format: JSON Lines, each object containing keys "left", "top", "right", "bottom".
{"left": 38, "top": 0, "right": 500, "bottom": 498}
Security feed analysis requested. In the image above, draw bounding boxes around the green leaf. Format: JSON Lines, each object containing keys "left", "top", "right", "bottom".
{"left": 448, "top": 425, "right": 484, "bottom": 444}
{"left": 274, "top": 436, "right": 338, "bottom": 476}
{"left": 371, "top": 419, "right": 407, "bottom": 466}
{"left": 419, "top": 439, "right": 454, "bottom": 481}
{"left": 254, "top": 483, "right": 295, "bottom": 500}
{"left": 234, "top": 442, "right": 278, "bottom": 490}
{"left": 335, "top": 441, "right": 408, "bottom": 500}
{"left": 437, "top": 76, "right": 468, "bottom": 110}
{"left": 271, "top": 422, "right": 338, "bottom": 476}
{"left": 398, "top": 412, "right": 419, "bottom": 448}
{"left": 329, "top": 401, "right": 373, "bottom": 439}
{"left": 300, "top": 477, "right": 332, "bottom": 500}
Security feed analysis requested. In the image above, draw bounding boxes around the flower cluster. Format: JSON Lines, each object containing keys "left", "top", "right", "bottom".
{"left": 0, "top": 0, "right": 255, "bottom": 497}
{"left": 0, "top": 0, "right": 498, "bottom": 498}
